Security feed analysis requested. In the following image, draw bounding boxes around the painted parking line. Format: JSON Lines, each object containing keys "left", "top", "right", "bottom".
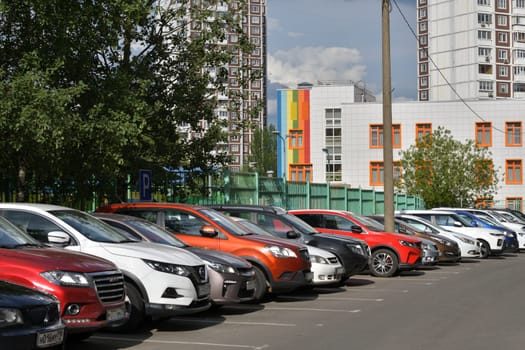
{"left": 168, "top": 317, "right": 297, "bottom": 327}
{"left": 91, "top": 336, "right": 269, "bottom": 349}
{"left": 349, "top": 287, "right": 409, "bottom": 293}
{"left": 277, "top": 295, "right": 384, "bottom": 302}
{"left": 224, "top": 303, "right": 361, "bottom": 313}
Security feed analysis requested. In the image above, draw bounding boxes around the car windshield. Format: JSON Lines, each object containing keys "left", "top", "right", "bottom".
{"left": 51, "top": 210, "right": 137, "bottom": 243}
{"left": 282, "top": 213, "right": 319, "bottom": 235}
{"left": 200, "top": 209, "right": 254, "bottom": 236}
{"left": 0, "top": 216, "right": 44, "bottom": 248}
{"left": 232, "top": 218, "right": 274, "bottom": 237}
{"left": 347, "top": 212, "right": 385, "bottom": 231}
{"left": 125, "top": 218, "right": 187, "bottom": 248}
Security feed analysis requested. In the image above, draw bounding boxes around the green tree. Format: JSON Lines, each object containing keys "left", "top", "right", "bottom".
{"left": 396, "top": 126, "right": 500, "bottom": 208}
{"left": 249, "top": 125, "right": 277, "bottom": 176}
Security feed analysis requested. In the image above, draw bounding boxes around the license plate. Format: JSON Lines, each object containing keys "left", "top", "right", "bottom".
{"left": 36, "top": 328, "right": 64, "bottom": 348}
{"left": 107, "top": 304, "right": 126, "bottom": 322}
{"left": 246, "top": 280, "right": 256, "bottom": 290}
{"left": 198, "top": 284, "right": 210, "bottom": 297}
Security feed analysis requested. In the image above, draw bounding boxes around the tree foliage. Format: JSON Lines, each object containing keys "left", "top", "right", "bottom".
{"left": 0, "top": 0, "right": 256, "bottom": 205}
{"left": 249, "top": 125, "right": 277, "bottom": 176}
{"left": 396, "top": 126, "right": 500, "bottom": 208}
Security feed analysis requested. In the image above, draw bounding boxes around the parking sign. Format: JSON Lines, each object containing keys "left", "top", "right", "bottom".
{"left": 139, "top": 169, "right": 152, "bottom": 201}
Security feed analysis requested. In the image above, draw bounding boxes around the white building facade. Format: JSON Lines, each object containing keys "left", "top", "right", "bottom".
{"left": 418, "top": 0, "right": 525, "bottom": 101}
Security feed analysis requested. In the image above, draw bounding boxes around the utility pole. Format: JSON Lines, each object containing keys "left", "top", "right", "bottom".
{"left": 382, "top": 0, "right": 394, "bottom": 232}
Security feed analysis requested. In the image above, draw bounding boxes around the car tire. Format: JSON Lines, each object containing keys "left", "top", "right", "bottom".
{"left": 479, "top": 240, "right": 490, "bottom": 259}
{"left": 370, "top": 249, "right": 399, "bottom": 277}
{"left": 114, "top": 282, "right": 144, "bottom": 332}
{"left": 252, "top": 265, "right": 268, "bottom": 301}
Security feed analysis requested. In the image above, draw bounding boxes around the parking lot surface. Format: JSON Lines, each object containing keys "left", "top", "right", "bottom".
{"left": 75, "top": 253, "right": 524, "bottom": 350}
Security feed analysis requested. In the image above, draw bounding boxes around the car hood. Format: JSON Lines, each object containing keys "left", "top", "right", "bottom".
{"left": 243, "top": 234, "right": 305, "bottom": 249}
{"left": 0, "top": 280, "right": 56, "bottom": 307}
{"left": 100, "top": 241, "right": 204, "bottom": 266}
{"left": 307, "top": 232, "right": 366, "bottom": 246}
{"left": 306, "top": 245, "right": 335, "bottom": 258}
{"left": 1, "top": 247, "right": 118, "bottom": 272}
{"left": 376, "top": 231, "right": 421, "bottom": 242}
{"left": 186, "top": 246, "right": 251, "bottom": 268}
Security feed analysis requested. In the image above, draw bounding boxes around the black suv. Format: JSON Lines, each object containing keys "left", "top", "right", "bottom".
{"left": 0, "top": 280, "right": 66, "bottom": 350}
{"left": 209, "top": 205, "right": 371, "bottom": 283}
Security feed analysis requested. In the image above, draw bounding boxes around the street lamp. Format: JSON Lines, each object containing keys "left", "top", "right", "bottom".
{"left": 355, "top": 80, "right": 367, "bottom": 102}
{"left": 272, "top": 130, "right": 291, "bottom": 179}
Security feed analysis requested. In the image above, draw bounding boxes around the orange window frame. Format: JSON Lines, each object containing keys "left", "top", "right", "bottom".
{"left": 506, "top": 159, "right": 523, "bottom": 184}
{"left": 475, "top": 122, "right": 492, "bottom": 147}
{"left": 370, "top": 124, "right": 401, "bottom": 148}
{"left": 290, "top": 164, "right": 312, "bottom": 182}
{"left": 415, "top": 123, "right": 432, "bottom": 144}
{"left": 475, "top": 159, "right": 494, "bottom": 185}
{"left": 290, "top": 130, "right": 303, "bottom": 150}
{"left": 506, "top": 197, "right": 523, "bottom": 211}
{"left": 370, "top": 161, "right": 401, "bottom": 186}
{"left": 505, "top": 121, "right": 522, "bottom": 147}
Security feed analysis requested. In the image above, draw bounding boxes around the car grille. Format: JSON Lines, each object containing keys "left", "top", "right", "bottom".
{"left": 90, "top": 270, "right": 126, "bottom": 304}
{"left": 327, "top": 256, "right": 339, "bottom": 264}
{"left": 299, "top": 247, "right": 310, "bottom": 262}
{"left": 25, "top": 302, "right": 61, "bottom": 327}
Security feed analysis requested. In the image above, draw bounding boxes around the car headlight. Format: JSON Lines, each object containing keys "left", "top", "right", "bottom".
{"left": 310, "top": 255, "right": 329, "bottom": 264}
{"left": 433, "top": 237, "right": 451, "bottom": 246}
{"left": 265, "top": 245, "right": 297, "bottom": 258}
{"left": 489, "top": 232, "right": 504, "bottom": 237}
{"left": 346, "top": 243, "right": 366, "bottom": 256}
{"left": 143, "top": 259, "right": 190, "bottom": 276}
{"left": 202, "top": 259, "right": 236, "bottom": 274}
{"left": 504, "top": 231, "right": 516, "bottom": 238}
{"left": 453, "top": 234, "right": 475, "bottom": 245}
{"left": 399, "top": 240, "right": 417, "bottom": 248}
{"left": 41, "top": 271, "right": 91, "bottom": 287}
{"left": 0, "top": 308, "right": 23, "bottom": 328}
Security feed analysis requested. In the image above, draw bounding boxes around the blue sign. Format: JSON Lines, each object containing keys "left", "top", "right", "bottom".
{"left": 139, "top": 169, "right": 152, "bottom": 201}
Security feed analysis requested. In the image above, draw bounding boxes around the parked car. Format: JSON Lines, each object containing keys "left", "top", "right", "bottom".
{"left": 96, "top": 202, "right": 313, "bottom": 300}
{"left": 0, "top": 215, "right": 126, "bottom": 340}
{"left": 395, "top": 214, "right": 482, "bottom": 259}
{"left": 399, "top": 210, "right": 506, "bottom": 258}
{"left": 365, "top": 215, "right": 441, "bottom": 265}
{"left": 0, "top": 280, "right": 66, "bottom": 350}
{"left": 454, "top": 208, "right": 525, "bottom": 251}
{"left": 437, "top": 209, "right": 519, "bottom": 253}
{"left": 93, "top": 213, "right": 256, "bottom": 305}
{"left": 0, "top": 203, "right": 211, "bottom": 331}
{"left": 229, "top": 216, "right": 346, "bottom": 286}
{"left": 289, "top": 209, "right": 422, "bottom": 277}
{"left": 208, "top": 205, "right": 370, "bottom": 283}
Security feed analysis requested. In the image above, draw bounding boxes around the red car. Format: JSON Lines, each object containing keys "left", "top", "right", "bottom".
{"left": 0, "top": 215, "right": 127, "bottom": 340}
{"left": 96, "top": 202, "right": 312, "bottom": 300}
{"left": 289, "top": 210, "right": 422, "bottom": 277}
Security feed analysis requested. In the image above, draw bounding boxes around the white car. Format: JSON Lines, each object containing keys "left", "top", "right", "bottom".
{"left": 230, "top": 217, "right": 345, "bottom": 286}
{"left": 399, "top": 210, "right": 505, "bottom": 258}
{"left": 0, "top": 203, "right": 211, "bottom": 331}
{"left": 395, "top": 214, "right": 482, "bottom": 259}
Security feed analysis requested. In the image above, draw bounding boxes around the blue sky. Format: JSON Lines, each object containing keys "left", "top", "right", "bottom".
{"left": 266, "top": 0, "right": 417, "bottom": 125}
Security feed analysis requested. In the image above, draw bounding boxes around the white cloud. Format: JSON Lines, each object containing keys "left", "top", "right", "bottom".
{"left": 287, "top": 32, "right": 304, "bottom": 38}
{"left": 268, "top": 46, "right": 367, "bottom": 88}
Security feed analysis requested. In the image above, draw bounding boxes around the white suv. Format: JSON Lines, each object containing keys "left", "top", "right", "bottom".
{"left": 0, "top": 203, "right": 211, "bottom": 330}
{"left": 399, "top": 210, "right": 504, "bottom": 258}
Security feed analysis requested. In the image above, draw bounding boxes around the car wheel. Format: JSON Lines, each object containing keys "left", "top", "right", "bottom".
{"left": 371, "top": 249, "right": 399, "bottom": 277}
{"left": 252, "top": 265, "right": 268, "bottom": 301}
{"left": 113, "top": 282, "right": 144, "bottom": 332}
{"left": 479, "top": 240, "right": 490, "bottom": 259}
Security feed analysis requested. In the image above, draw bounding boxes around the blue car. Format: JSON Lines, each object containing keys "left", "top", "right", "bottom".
{"left": 449, "top": 210, "right": 519, "bottom": 253}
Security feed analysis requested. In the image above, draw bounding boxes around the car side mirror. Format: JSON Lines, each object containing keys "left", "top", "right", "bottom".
{"left": 285, "top": 230, "right": 300, "bottom": 239}
{"left": 200, "top": 225, "right": 218, "bottom": 238}
{"left": 351, "top": 225, "right": 363, "bottom": 233}
{"left": 470, "top": 221, "right": 478, "bottom": 227}
{"left": 47, "top": 231, "right": 70, "bottom": 246}
{"left": 453, "top": 221, "right": 463, "bottom": 227}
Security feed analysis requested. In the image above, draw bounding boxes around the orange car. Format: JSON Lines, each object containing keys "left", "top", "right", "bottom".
{"left": 97, "top": 202, "right": 312, "bottom": 300}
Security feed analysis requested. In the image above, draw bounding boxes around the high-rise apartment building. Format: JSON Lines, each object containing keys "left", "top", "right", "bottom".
{"left": 417, "top": 0, "right": 525, "bottom": 101}
{"left": 177, "top": 0, "right": 266, "bottom": 172}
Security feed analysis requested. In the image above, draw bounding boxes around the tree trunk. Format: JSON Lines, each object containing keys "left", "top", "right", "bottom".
{"left": 17, "top": 159, "right": 26, "bottom": 202}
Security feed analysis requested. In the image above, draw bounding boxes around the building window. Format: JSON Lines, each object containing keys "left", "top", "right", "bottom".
{"left": 420, "top": 62, "right": 428, "bottom": 73}
{"left": 419, "top": 35, "right": 428, "bottom": 46}
{"left": 506, "top": 121, "right": 522, "bottom": 146}
{"left": 506, "top": 159, "right": 522, "bottom": 184}
{"left": 251, "top": 16, "right": 260, "bottom": 24}
{"left": 497, "top": 15, "right": 507, "bottom": 26}
{"left": 478, "top": 30, "right": 492, "bottom": 40}
{"left": 499, "top": 82, "right": 509, "bottom": 94}
{"left": 420, "top": 76, "right": 428, "bottom": 87}
{"left": 419, "top": 8, "right": 427, "bottom": 19}
{"left": 499, "top": 65, "right": 509, "bottom": 77}
{"left": 478, "top": 0, "right": 490, "bottom": 5}
{"left": 419, "top": 21, "right": 427, "bottom": 32}
{"left": 497, "top": 32, "right": 508, "bottom": 43}
{"left": 419, "top": 90, "right": 428, "bottom": 100}
{"left": 290, "top": 164, "right": 312, "bottom": 182}
{"left": 506, "top": 197, "right": 522, "bottom": 210}
{"left": 371, "top": 162, "right": 401, "bottom": 186}
{"left": 479, "top": 47, "right": 492, "bottom": 58}
{"left": 497, "top": 0, "right": 507, "bottom": 10}
{"left": 476, "top": 122, "right": 492, "bottom": 146}
{"left": 419, "top": 49, "right": 428, "bottom": 59}
{"left": 369, "top": 124, "right": 401, "bottom": 148}
{"left": 416, "top": 123, "right": 432, "bottom": 143}
{"left": 290, "top": 130, "right": 303, "bottom": 149}
{"left": 498, "top": 49, "right": 509, "bottom": 61}
{"left": 479, "top": 80, "right": 493, "bottom": 91}
{"left": 475, "top": 159, "right": 494, "bottom": 185}
{"left": 517, "top": 0, "right": 525, "bottom": 8}
{"left": 478, "top": 13, "right": 492, "bottom": 25}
